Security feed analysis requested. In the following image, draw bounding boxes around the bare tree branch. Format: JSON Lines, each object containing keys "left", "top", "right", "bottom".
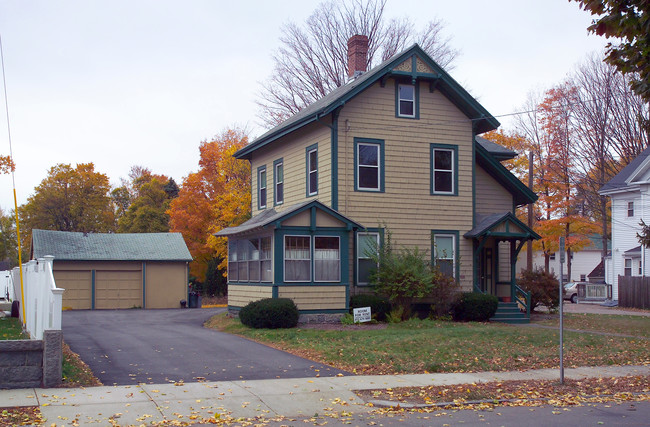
{"left": 257, "top": 0, "right": 459, "bottom": 128}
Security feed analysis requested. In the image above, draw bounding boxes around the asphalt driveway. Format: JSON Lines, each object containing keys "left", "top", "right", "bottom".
{"left": 62, "top": 308, "right": 348, "bottom": 386}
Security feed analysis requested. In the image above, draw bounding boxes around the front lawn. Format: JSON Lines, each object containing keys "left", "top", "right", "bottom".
{"left": 535, "top": 313, "right": 650, "bottom": 338}
{"left": 206, "top": 314, "right": 649, "bottom": 375}
{"left": 0, "top": 317, "right": 28, "bottom": 340}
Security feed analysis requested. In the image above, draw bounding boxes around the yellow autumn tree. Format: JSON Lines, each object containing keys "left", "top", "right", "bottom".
{"left": 168, "top": 128, "right": 251, "bottom": 282}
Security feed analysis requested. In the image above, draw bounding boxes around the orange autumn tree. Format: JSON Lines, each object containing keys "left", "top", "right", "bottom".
{"left": 534, "top": 84, "right": 599, "bottom": 278}
{"left": 0, "top": 155, "right": 14, "bottom": 174}
{"left": 168, "top": 128, "right": 251, "bottom": 283}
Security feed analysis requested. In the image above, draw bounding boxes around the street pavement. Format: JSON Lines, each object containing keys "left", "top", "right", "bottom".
{"left": 62, "top": 308, "right": 348, "bottom": 385}
{"left": 1, "top": 364, "right": 648, "bottom": 426}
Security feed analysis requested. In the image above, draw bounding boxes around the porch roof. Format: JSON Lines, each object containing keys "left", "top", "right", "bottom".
{"left": 623, "top": 245, "right": 642, "bottom": 257}
{"left": 464, "top": 212, "right": 540, "bottom": 240}
{"left": 213, "top": 200, "right": 364, "bottom": 237}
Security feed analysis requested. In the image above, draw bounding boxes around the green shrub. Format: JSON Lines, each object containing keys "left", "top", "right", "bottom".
{"left": 517, "top": 269, "right": 560, "bottom": 312}
{"left": 451, "top": 292, "right": 498, "bottom": 322}
{"left": 239, "top": 298, "right": 299, "bottom": 329}
{"left": 349, "top": 294, "right": 391, "bottom": 321}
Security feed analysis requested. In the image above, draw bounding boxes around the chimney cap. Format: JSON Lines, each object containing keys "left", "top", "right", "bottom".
{"left": 347, "top": 34, "right": 369, "bottom": 79}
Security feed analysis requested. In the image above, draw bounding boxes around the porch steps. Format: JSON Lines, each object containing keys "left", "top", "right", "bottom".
{"left": 490, "top": 302, "right": 529, "bottom": 324}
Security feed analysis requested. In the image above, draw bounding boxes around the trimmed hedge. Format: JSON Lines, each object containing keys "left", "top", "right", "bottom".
{"left": 349, "top": 294, "right": 392, "bottom": 321}
{"left": 239, "top": 298, "right": 299, "bottom": 329}
{"left": 451, "top": 292, "right": 498, "bottom": 322}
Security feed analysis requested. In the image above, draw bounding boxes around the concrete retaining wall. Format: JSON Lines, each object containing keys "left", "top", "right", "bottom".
{"left": 0, "top": 330, "right": 62, "bottom": 389}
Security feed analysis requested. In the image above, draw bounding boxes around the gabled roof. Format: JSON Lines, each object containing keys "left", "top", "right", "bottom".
{"left": 475, "top": 141, "right": 537, "bottom": 206}
{"left": 236, "top": 44, "right": 500, "bottom": 160}
{"left": 623, "top": 245, "right": 642, "bottom": 257}
{"left": 587, "top": 260, "right": 605, "bottom": 280}
{"left": 31, "top": 230, "right": 193, "bottom": 262}
{"left": 214, "top": 200, "right": 364, "bottom": 237}
{"left": 600, "top": 145, "right": 650, "bottom": 194}
{"left": 475, "top": 136, "right": 517, "bottom": 161}
{"left": 465, "top": 211, "right": 540, "bottom": 240}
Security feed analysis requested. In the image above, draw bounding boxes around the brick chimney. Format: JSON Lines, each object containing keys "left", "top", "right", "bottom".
{"left": 347, "top": 34, "right": 369, "bottom": 79}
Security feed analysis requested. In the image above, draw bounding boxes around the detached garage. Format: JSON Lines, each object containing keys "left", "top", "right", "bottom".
{"left": 31, "top": 229, "right": 193, "bottom": 310}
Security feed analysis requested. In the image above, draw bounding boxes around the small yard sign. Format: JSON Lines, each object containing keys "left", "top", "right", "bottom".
{"left": 353, "top": 306, "right": 371, "bottom": 323}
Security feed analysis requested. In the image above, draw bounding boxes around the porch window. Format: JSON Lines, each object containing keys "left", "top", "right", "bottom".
{"left": 430, "top": 144, "right": 457, "bottom": 195}
{"left": 357, "top": 232, "right": 379, "bottom": 285}
{"left": 227, "top": 236, "right": 272, "bottom": 283}
{"left": 433, "top": 233, "right": 455, "bottom": 277}
{"left": 314, "top": 236, "right": 340, "bottom": 282}
{"left": 624, "top": 258, "right": 632, "bottom": 276}
{"left": 258, "top": 166, "right": 267, "bottom": 209}
{"left": 397, "top": 84, "right": 415, "bottom": 118}
{"left": 285, "top": 236, "right": 311, "bottom": 282}
{"left": 228, "top": 241, "right": 238, "bottom": 281}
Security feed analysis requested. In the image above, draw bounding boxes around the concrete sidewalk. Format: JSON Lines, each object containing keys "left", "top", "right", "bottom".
{"left": 1, "top": 365, "right": 648, "bottom": 426}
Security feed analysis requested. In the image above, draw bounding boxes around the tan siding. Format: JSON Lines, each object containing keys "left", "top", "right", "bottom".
{"left": 338, "top": 79, "right": 475, "bottom": 289}
{"left": 54, "top": 261, "right": 141, "bottom": 271}
{"left": 498, "top": 241, "right": 511, "bottom": 284}
{"left": 250, "top": 122, "right": 332, "bottom": 216}
{"left": 475, "top": 165, "right": 513, "bottom": 216}
{"left": 278, "top": 286, "right": 346, "bottom": 310}
{"left": 228, "top": 285, "right": 272, "bottom": 307}
{"left": 145, "top": 262, "right": 188, "bottom": 309}
{"left": 282, "top": 210, "right": 310, "bottom": 227}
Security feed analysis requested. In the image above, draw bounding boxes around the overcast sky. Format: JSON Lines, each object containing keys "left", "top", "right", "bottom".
{"left": 0, "top": 0, "right": 608, "bottom": 211}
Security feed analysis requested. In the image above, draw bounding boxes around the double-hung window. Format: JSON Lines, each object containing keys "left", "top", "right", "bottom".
{"left": 274, "top": 159, "right": 284, "bottom": 206}
{"left": 624, "top": 258, "right": 632, "bottom": 276}
{"left": 431, "top": 144, "right": 457, "bottom": 195}
{"left": 627, "top": 201, "right": 634, "bottom": 217}
{"left": 314, "top": 236, "right": 340, "bottom": 282}
{"left": 355, "top": 138, "right": 384, "bottom": 192}
{"left": 306, "top": 145, "right": 318, "bottom": 196}
{"left": 397, "top": 84, "right": 415, "bottom": 118}
{"left": 285, "top": 236, "right": 311, "bottom": 282}
{"left": 357, "top": 232, "right": 379, "bottom": 285}
{"left": 433, "top": 232, "right": 456, "bottom": 278}
{"left": 258, "top": 166, "right": 267, "bottom": 209}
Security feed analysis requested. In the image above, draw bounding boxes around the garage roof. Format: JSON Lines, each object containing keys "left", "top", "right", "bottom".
{"left": 31, "top": 229, "right": 193, "bottom": 261}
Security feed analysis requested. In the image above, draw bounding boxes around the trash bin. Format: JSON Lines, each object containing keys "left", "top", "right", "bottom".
{"left": 180, "top": 299, "right": 187, "bottom": 309}
{"left": 189, "top": 292, "right": 198, "bottom": 308}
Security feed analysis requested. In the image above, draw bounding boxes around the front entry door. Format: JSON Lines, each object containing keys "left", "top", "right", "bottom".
{"left": 480, "top": 248, "right": 494, "bottom": 294}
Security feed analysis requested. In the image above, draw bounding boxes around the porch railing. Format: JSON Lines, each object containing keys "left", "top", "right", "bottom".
{"left": 11, "top": 256, "right": 64, "bottom": 340}
{"left": 514, "top": 284, "right": 531, "bottom": 318}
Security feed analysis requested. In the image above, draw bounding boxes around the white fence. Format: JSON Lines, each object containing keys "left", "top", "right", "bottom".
{"left": 11, "top": 256, "right": 64, "bottom": 340}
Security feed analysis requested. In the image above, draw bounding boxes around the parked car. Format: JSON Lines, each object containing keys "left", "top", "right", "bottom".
{"left": 564, "top": 282, "right": 578, "bottom": 303}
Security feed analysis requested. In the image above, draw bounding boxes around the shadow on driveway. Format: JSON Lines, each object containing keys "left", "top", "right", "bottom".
{"left": 63, "top": 308, "right": 348, "bottom": 386}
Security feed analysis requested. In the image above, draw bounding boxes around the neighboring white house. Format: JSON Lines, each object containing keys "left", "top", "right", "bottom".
{"left": 599, "top": 146, "right": 650, "bottom": 301}
{"left": 517, "top": 234, "right": 608, "bottom": 283}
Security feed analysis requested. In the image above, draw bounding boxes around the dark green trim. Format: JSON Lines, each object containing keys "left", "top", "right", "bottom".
{"left": 91, "top": 269, "right": 96, "bottom": 310}
{"left": 271, "top": 200, "right": 363, "bottom": 231}
{"left": 274, "top": 229, "right": 283, "bottom": 284}
{"left": 306, "top": 143, "right": 318, "bottom": 198}
{"left": 228, "top": 282, "right": 275, "bottom": 287}
{"left": 431, "top": 229, "right": 460, "bottom": 280}
{"left": 273, "top": 158, "right": 284, "bottom": 207}
{"left": 272, "top": 285, "right": 279, "bottom": 298}
{"left": 394, "top": 80, "right": 420, "bottom": 119}
{"left": 142, "top": 262, "right": 146, "bottom": 309}
{"left": 257, "top": 165, "right": 267, "bottom": 210}
{"left": 430, "top": 143, "right": 459, "bottom": 196}
{"left": 234, "top": 45, "right": 499, "bottom": 160}
{"left": 472, "top": 133, "right": 476, "bottom": 227}
{"left": 354, "top": 227, "right": 385, "bottom": 287}
{"left": 354, "top": 137, "right": 385, "bottom": 192}
{"left": 475, "top": 141, "right": 537, "bottom": 206}
{"left": 331, "top": 110, "right": 339, "bottom": 210}
{"left": 465, "top": 212, "right": 541, "bottom": 240}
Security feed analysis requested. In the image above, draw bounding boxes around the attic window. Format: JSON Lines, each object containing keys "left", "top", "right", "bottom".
{"left": 397, "top": 84, "right": 415, "bottom": 118}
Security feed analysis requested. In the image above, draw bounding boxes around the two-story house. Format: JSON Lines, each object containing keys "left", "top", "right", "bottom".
{"left": 599, "top": 146, "right": 650, "bottom": 300}
{"left": 216, "top": 36, "right": 538, "bottom": 320}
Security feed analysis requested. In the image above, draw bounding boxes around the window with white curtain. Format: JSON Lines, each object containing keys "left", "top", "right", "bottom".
{"left": 314, "top": 236, "right": 340, "bottom": 282}
{"left": 285, "top": 236, "right": 311, "bottom": 282}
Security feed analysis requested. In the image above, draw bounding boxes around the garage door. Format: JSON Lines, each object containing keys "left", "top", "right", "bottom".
{"left": 95, "top": 270, "right": 142, "bottom": 309}
{"left": 54, "top": 270, "right": 92, "bottom": 310}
